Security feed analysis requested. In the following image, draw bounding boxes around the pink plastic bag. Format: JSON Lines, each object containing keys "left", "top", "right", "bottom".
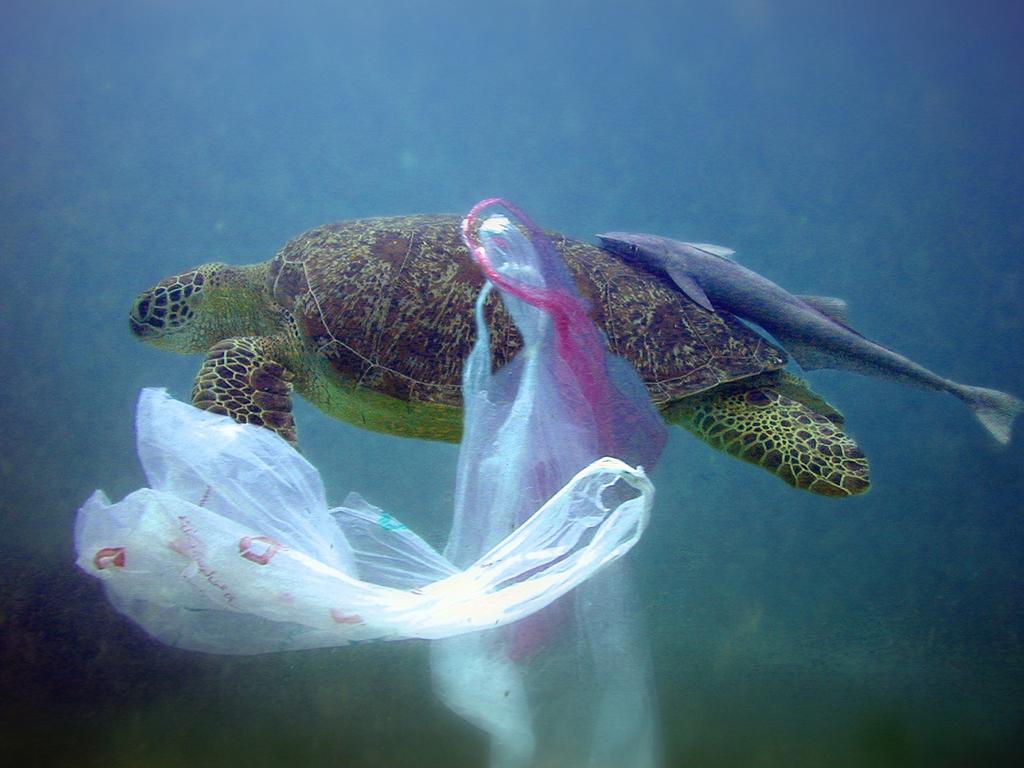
{"left": 432, "top": 199, "right": 667, "bottom": 767}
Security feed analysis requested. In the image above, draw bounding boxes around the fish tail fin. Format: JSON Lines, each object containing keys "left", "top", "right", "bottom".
{"left": 959, "top": 385, "right": 1024, "bottom": 444}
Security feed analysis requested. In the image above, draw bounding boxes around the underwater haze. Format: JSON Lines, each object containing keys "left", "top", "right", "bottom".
{"left": 2, "top": 0, "right": 1022, "bottom": 765}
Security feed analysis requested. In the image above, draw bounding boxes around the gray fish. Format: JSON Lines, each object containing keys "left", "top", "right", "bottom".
{"left": 598, "top": 232, "right": 1023, "bottom": 444}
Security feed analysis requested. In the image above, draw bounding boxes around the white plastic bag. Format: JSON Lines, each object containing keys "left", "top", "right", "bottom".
{"left": 76, "top": 393, "right": 653, "bottom": 650}
{"left": 74, "top": 196, "right": 663, "bottom": 765}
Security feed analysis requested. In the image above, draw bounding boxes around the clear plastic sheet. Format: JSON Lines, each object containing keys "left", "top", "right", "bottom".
{"left": 431, "top": 200, "right": 667, "bottom": 767}
{"left": 74, "top": 197, "right": 665, "bottom": 765}
{"left": 75, "top": 201, "right": 661, "bottom": 652}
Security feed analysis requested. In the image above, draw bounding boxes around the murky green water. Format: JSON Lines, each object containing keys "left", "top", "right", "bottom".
{"left": 2, "top": 1, "right": 1022, "bottom": 765}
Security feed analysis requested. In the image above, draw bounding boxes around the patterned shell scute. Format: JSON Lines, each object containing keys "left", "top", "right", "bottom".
{"left": 268, "top": 215, "right": 785, "bottom": 408}
{"left": 551, "top": 236, "right": 784, "bottom": 403}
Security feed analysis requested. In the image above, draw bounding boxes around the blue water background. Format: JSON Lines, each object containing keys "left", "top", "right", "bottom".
{"left": 1, "top": 1, "right": 1022, "bottom": 765}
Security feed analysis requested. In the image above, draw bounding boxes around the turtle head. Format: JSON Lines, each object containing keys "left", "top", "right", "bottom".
{"left": 129, "top": 263, "right": 232, "bottom": 353}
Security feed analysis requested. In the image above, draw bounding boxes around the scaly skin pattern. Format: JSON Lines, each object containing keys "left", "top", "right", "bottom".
{"left": 666, "top": 377, "right": 870, "bottom": 497}
{"left": 191, "top": 336, "right": 298, "bottom": 444}
{"left": 130, "top": 214, "right": 871, "bottom": 495}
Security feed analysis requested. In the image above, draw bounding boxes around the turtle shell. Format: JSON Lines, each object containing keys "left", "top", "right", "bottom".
{"left": 267, "top": 215, "right": 784, "bottom": 408}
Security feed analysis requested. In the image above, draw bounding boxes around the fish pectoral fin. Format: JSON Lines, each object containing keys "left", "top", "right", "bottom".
{"left": 666, "top": 266, "right": 716, "bottom": 312}
{"left": 797, "top": 294, "right": 852, "bottom": 325}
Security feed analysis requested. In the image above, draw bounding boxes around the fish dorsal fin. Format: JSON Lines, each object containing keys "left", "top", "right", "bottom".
{"left": 684, "top": 242, "right": 737, "bottom": 261}
{"left": 797, "top": 295, "right": 851, "bottom": 325}
{"left": 666, "top": 266, "right": 715, "bottom": 313}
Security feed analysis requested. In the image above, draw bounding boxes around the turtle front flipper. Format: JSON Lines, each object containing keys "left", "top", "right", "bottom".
{"left": 192, "top": 336, "right": 298, "bottom": 444}
{"left": 666, "top": 376, "right": 870, "bottom": 497}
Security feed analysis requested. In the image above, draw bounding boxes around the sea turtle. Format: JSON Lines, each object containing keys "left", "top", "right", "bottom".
{"left": 129, "top": 215, "right": 870, "bottom": 497}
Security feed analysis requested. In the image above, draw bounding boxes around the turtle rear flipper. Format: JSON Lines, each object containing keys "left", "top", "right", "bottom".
{"left": 667, "top": 378, "right": 870, "bottom": 497}
{"left": 192, "top": 336, "right": 298, "bottom": 444}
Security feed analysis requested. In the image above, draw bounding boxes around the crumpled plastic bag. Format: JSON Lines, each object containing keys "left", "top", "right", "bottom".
{"left": 75, "top": 212, "right": 659, "bottom": 652}
{"left": 432, "top": 199, "right": 668, "bottom": 767}
{"left": 74, "top": 389, "right": 652, "bottom": 652}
